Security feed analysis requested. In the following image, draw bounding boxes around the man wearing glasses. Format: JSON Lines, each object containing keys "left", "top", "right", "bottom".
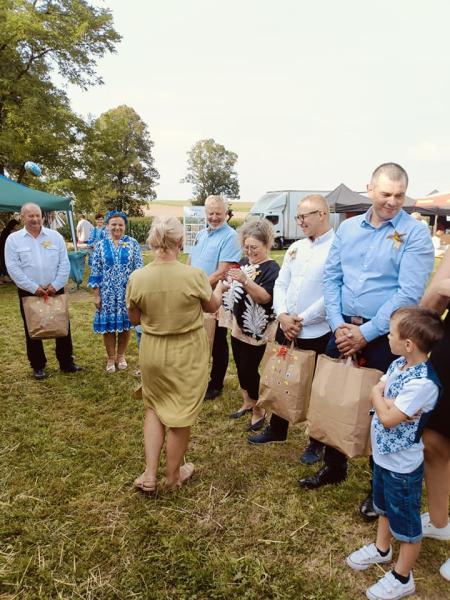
{"left": 249, "top": 194, "right": 334, "bottom": 458}
{"left": 299, "top": 163, "right": 434, "bottom": 521}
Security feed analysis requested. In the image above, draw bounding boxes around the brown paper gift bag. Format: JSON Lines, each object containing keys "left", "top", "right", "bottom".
{"left": 203, "top": 312, "right": 217, "bottom": 354}
{"left": 257, "top": 341, "right": 316, "bottom": 424}
{"left": 307, "top": 355, "right": 382, "bottom": 458}
{"left": 22, "top": 294, "right": 69, "bottom": 339}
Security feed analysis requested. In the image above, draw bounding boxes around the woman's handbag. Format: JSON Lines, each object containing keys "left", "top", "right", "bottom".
{"left": 22, "top": 293, "right": 69, "bottom": 339}
{"left": 307, "top": 355, "right": 383, "bottom": 458}
{"left": 257, "top": 341, "right": 316, "bottom": 424}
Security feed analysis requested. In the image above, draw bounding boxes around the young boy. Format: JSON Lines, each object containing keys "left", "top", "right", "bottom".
{"left": 346, "top": 306, "right": 443, "bottom": 600}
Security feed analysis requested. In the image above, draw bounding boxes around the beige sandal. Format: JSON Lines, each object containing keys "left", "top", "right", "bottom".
{"left": 166, "top": 462, "right": 195, "bottom": 491}
{"left": 134, "top": 472, "right": 157, "bottom": 494}
{"left": 106, "top": 359, "right": 116, "bottom": 373}
{"left": 117, "top": 355, "right": 128, "bottom": 371}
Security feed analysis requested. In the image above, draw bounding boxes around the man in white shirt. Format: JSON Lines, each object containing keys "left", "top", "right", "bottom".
{"left": 5, "top": 203, "right": 82, "bottom": 379}
{"left": 76, "top": 214, "right": 94, "bottom": 244}
{"left": 248, "top": 194, "right": 334, "bottom": 457}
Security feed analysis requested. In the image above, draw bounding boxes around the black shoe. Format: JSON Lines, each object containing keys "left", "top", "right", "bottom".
{"left": 298, "top": 465, "right": 347, "bottom": 489}
{"left": 299, "top": 441, "right": 324, "bottom": 466}
{"left": 204, "top": 386, "right": 222, "bottom": 400}
{"left": 61, "top": 363, "right": 83, "bottom": 373}
{"left": 248, "top": 426, "right": 286, "bottom": 445}
{"left": 229, "top": 407, "right": 253, "bottom": 419}
{"left": 33, "top": 368, "right": 46, "bottom": 380}
{"left": 246, "top": 415, "right": 265, "bottom": 432}
{"left": 359, "top": 494, "right": 378, "bottom": 521}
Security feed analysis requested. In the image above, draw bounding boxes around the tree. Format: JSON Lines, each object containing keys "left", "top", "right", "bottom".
{"left": 182, "top": 138, "right": 239, "bottom": 205}
{"left": 0, "top": 0, "right": 120, "bottom": 179}
{"left": 82, "top": 105, "right": 159, "bottom": 215}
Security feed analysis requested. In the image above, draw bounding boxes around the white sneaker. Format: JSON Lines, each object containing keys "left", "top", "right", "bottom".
{"left": 421, "top": 512, "right": 450, "bottom": 540}
{"left": 346, "top": 543, "right": 393, "bottom": 571}
{"left": 366, "top": 571, "right": 415, "bottom": 600}
{"left": 440, "top": 558, "right": 450, "bottom": 582}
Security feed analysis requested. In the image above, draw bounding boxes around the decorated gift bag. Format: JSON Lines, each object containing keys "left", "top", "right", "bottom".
{"left": 22, "top": 293, "right": 69, "bottom": 339}
{"left": 307, "top": 355, "right": 383, "bottom": 458}
{"left": 203, "top": 312, "right": 217, "bottom": 354}
{"left": 257, "top": 341, "right": 316, "bottom": 424}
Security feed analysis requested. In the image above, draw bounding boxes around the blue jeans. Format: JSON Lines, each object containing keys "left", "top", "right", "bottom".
{"left": 372, "top": 462, "right": 424, "bottom": 543}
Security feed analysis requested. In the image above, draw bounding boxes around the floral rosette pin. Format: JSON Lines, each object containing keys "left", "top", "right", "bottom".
{"left": 41, "top": 240, "right": 53, "bottom": 249}
{"left": 387, "top": 230, "right": 406, "bottom": 250}
{"left": 287, "top": 246, "right": 297, "bottom": 260}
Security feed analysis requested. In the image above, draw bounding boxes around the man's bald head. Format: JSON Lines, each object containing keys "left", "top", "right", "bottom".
{"left": 20, "top": 203, "right": 43, "bottom": 236}
{"left": 21, "top": 202, "right": 42, "bottom": 217}
{"left": 370, "top": 163, "right": 408, "bottom": 189}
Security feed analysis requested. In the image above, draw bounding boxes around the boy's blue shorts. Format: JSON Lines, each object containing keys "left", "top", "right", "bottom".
{"left": 372, "top": 462, "right": 423, "bottom": 543}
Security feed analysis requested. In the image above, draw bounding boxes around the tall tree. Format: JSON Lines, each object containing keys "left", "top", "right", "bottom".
{"left": 182, "top": 138, "right": 239, "bottom": 205}
{"left": 82, "top": 105, "right": 159, "bottom": 215}
{"left": 0, "top": 0, "right": 120, "bottom": 179}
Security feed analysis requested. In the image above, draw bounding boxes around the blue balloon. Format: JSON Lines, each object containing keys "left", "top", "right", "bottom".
{"left": 24, "top": 161, "right": 42, "bottom": 177}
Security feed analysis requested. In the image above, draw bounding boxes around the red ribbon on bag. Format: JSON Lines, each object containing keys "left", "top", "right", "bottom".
{"left": 277, "top": 345, "right": 288, "bottom": 358}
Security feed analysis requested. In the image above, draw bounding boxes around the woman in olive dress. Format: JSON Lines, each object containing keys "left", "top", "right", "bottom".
{"left": 127, "top": 217, "right": 223, "bottom": 492}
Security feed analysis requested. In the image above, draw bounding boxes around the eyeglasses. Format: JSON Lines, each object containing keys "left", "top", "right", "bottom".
{"left": 295, "top": 210, "right": 320, "bottom": 221}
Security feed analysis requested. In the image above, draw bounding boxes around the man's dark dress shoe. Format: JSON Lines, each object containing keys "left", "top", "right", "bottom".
{"left": 298, "top": 465, "right": 347, "bottom": 489}
{"left": 359, "top": 494, "right": 378, "bottom": 521}
{"left": 33, "top": 368, "right": 46, "bottom": 380}
{"left": 299, "top": 442, "right": 324, "bottom": 465}
{"left": 61, "top": 363, "right": 83, "bottom": 373}
{"left": 204, "top": 386, "right": 222, "bottom": 400}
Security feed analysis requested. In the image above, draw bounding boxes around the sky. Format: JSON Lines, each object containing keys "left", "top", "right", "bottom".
{"left": 67, "top": 0, "right": 450, "bottom": 202}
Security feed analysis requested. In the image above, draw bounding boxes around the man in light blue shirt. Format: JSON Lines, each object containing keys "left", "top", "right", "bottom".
{"left": 5, "top": 203, "right": 82, "bottom": 380}
{"left": 299, "top": 164, "right": 434, "bottom": 518}
{"left": 189, "top": 195, "right": 241, "bottom": 399}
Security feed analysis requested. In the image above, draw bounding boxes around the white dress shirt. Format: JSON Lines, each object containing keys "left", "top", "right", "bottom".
{"left": 273, "top": 228, "right": 334, "bottom": 339}
{"left": 5, "top": 226, "right": 70, "bottom": 294}
{"left": 77, "top": 218, "right": 94, "bottom": 242}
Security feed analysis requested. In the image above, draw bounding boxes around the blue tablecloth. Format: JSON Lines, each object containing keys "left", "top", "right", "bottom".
{"left": 68, "top": 250, "right": 89, "bottom": 285}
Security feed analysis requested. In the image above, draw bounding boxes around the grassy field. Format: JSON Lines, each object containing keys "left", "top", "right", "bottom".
{"left": 1, "top": 252, "right": 448, "bottom": 599}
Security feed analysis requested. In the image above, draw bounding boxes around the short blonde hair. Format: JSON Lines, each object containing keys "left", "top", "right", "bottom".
{"left": 298, "top": 194, "right": 329, "bottom": 214}
{"left": 238, "top": 218, "right": 274, "bottom": 248}
{"left": 147, "top": 216, "right": 184, "bottom": 252}
{"left": 205, "top": 195, "right": 229, "bottom": 211}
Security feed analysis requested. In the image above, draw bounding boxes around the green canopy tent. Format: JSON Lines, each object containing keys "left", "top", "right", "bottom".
{"left": 0, "top": 174, "right": 77, "bottom": 248}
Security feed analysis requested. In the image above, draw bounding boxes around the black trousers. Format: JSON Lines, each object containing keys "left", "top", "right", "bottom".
{"left": 231, "top": 336, "right": 267, "bottom": 401}
{"left": 209, "top": 324, "right": 229, "bottom": 389}
{"left": 18, "top": 288, "right": 74, "bottom": 370}
{"left": 270, "top": 327, "right": 332, "bottom": 439}
{"left": 323, "top": 319, "right": 396, "bottom": 474}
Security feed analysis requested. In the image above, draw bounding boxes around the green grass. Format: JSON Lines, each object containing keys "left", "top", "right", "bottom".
{"left": 0, "top": 253, "right": 447, "bottom": 599}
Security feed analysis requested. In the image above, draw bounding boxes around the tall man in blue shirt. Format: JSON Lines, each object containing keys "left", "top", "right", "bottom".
{"left": 189, "top": 195, "right": 241, "bottom": 399}
{"left": 5, "top": 203, "right": 82, "bottom": 380}
{"left": 299, "top": 163, "right": 435, "bottom": 520}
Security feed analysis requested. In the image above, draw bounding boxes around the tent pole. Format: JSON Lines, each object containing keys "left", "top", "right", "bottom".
{"left": 67, "top": 210, "right": 78, "bottom": 251}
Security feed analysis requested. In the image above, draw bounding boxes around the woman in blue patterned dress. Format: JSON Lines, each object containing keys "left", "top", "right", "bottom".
{"left": 88, "top": 210, "right": 143, "bottom": 373}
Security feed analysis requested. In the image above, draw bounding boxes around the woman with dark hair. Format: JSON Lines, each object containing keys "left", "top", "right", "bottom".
{"left": 0, "top": 219, "right": 19, "bottom": 279}
{"left": 88, "top": 210, "right": 143, "bottom": 373}
{"left": 221, "top": 219, "right": 280, "bottom": 431}
{"left": 421, "top": 248, "right": 450, "bottom": 581}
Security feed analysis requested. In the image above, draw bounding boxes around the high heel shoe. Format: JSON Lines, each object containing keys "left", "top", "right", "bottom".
{"left": 247, "top": 414, "right": 266, "bottom": 432}
{"left": 229, "top": 407, "right": 253, "bottom": 419}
